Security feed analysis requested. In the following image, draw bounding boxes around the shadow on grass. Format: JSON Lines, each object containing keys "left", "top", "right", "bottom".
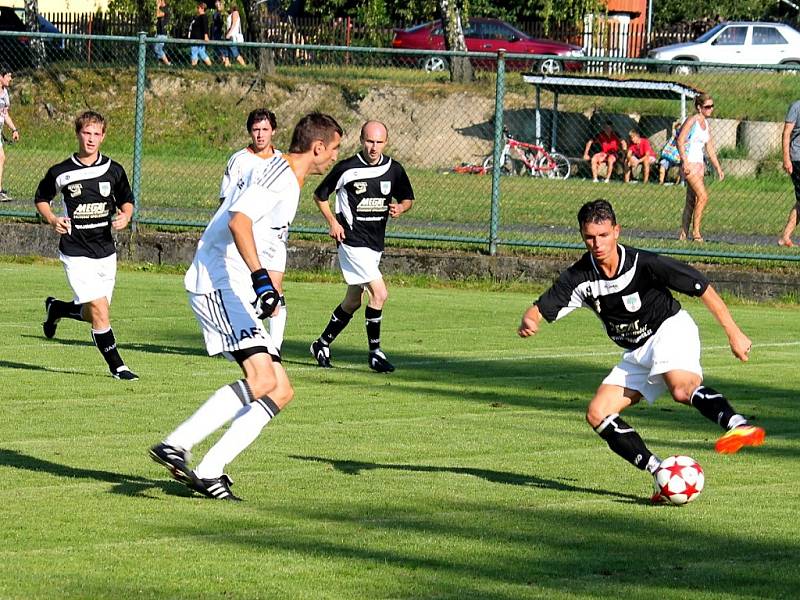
{"left": 24, "top": 333, "right": 209, "bottom": 357}
{"left": 0, "top": 359, "right": 94, "bottom": 376}
{"left": 290, "top": 454, "right": 645, "bottom": 504}
{"left": 0, "top": 448, "right": 193, "bottom": 499}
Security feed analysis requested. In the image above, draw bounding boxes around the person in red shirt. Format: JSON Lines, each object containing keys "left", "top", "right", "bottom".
{"left": 583, "top": 121, "right": 622, "bottom": 183}
{"left": 624, "top": 129, "right": 657, "bottom": 183}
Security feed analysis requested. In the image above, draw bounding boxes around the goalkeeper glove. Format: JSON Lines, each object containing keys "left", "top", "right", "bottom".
{"left": 251, "top": 268, "right": 279, "bottom": 319}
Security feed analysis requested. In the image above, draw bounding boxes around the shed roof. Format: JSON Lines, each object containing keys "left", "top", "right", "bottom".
{"left": 521, "top": 75, "right": 701, "bottom": 100}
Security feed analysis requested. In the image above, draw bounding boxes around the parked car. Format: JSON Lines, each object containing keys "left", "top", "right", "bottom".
{"left": 391, "top": 17, "right": 584, "bottom": 74}
{"left": 0, "top": 5, "right": 64, "bottom": 67}
{"left": 648, "top": 21, "right": 800, "bottom": 74}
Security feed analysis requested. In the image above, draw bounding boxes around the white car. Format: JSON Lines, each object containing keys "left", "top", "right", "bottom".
{"left": 648, "top": 22, "right": 800, "bottom": 74}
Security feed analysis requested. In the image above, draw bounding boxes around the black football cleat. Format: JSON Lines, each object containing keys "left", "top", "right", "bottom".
{"left": 149, "top": 442, "right": 194, "bottom": 484}
{"left": 310, "top": 339, "right": 332, "bottom": 368}
{"left": 112, "top": 367, "right": 139, "bottom": 381}
{"left": 369, "top": 349, "right": 395, "bottom": 373}
{"left": 42, "top": 296, "right": 58, "bottom": 339}
{"left": 187, "top": 473, "right": 242, "bottom": 501}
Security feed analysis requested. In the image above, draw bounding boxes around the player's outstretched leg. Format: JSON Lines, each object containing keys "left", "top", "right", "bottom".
{"left": 311, "top": 304, "right": 354, "bottom": 368}
{"left": 689, "top": 386, "right": 766, "bottom": 454}
{"left": 42, "top": 296, "right": 84, "bottom": 339}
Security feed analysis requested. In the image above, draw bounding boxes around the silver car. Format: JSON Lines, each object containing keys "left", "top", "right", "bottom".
{"left": 648, "top": 22, "right": 800, "bottom": 74}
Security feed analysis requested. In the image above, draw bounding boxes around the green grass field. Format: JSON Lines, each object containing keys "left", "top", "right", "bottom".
{"left": 0, "top": 261, "right": 798, "bottom": 599}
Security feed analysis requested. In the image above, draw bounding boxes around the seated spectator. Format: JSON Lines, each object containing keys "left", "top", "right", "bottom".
{"left": 658, "top": 120, "right": 682, "bottom": 185}
{"left": 624, "top": 129, "right": 657, "bottom": 183}
{"left": 583, "top": 121, "right": 622, "bottom": 183}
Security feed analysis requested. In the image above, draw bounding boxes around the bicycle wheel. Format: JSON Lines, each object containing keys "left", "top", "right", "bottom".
{"left": 537, "top": 152, "right": 571, "bottom": 179}
{"left": 482, "top": 154, "right": 514, "bottom": 175}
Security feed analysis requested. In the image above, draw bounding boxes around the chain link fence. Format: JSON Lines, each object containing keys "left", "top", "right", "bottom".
{"left": 1, "top": 30, "right": 799, "bottom": 262}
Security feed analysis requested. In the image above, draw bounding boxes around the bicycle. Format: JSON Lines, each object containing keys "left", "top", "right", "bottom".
{"left": 482, "top": 128, "right": 571, "bottom": 179}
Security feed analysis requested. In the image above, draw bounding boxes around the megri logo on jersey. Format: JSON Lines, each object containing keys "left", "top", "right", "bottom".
{"left": 355, "top": 197, "right": 386, "bottom": 212}
{"left": 67, "top": 183, "right": 83, "bottom": 198}
{"left": 353, "top": 181, "right": 367, "bottom": 195}
{"left": 72, "top": 202, "right": 110, "bottom": 219}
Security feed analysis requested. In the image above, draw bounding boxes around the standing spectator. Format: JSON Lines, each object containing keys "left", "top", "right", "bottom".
{"left": 188, "top": 2, "right": 212, "bottom": 67}
{"left": 211, "top": 0, "right": 230, "bottom": 67}
{"left": 658, "top": 120, "right": 682, "bottom": 185}
{"left": 623, "top": 129, "right": 657, "bottom": 184}
{"left": 677, "top": 93, "right": 724, "bottom": 242}
{"left": 310, "top": 121, "right": 414, "bottom": 373}
{"left": 0, "top": 66, "right": 20, "bottom": 201}
{"left": 583, "top": 121, "right": 621, "bottom": 183}
{"left": 149, "top": 113, "right": 343, "bottom": 501}
{"left": 778, "top": 99, "right": 800, "bottom": 247}
{"left": 153, "top": 0, "right": 171, "bottom": 65}
{"left": 36, "top": 111, "right": 138, "bottom": 381}
{"left": 225, "top": 1, "right": 247, "bottom": 66}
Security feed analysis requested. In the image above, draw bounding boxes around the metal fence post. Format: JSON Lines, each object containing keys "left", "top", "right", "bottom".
{"left": 131, "top": 31, "right": 147, "bottom": 234}
{"left": 488, "top": 50, "right": 506, "bottom": 256}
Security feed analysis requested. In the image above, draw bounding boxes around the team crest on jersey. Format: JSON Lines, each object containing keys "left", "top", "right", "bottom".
{"left": 354, "top": 182, "right": 367, "bottom": 194}
{"left": 98, "top": 182, "right": 111, "bottom": 197}
{"left": 380, "top": 181, "right": 391, "bottom": 195}
{"left": 67, "top": 183, "right": 82, "bottom": 198}
{"left": 622, "top": 292, "right": 642, "bottom": 312}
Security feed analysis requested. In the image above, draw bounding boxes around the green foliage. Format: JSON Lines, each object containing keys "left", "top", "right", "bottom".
{"left": 652, "top": 0, "right": 782, "bottom": 26}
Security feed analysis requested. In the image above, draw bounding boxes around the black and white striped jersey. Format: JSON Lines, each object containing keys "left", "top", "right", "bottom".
{"left": 314, "top": 153, "right": 414, "bottom": 252}
{"left": 535, "top": 244, "right": 709, "bottom": 350}
{"left": 35, "top": 153, "right": 134, "bottom": 259}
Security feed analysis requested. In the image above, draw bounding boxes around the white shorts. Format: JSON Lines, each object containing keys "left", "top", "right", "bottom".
{"left": 188, "top": 287, "right": 278, "bottom": 361}
{"left": 602, "top": 310, "right": 703, "bottom": 404}
{"left": 338, "top": 243, "right": 382, "bottom": 285}
{"left": 262, "top": 234, "right": 288, "bottom": 273}
{"left": 59, "top": 252, "right": 116, "bottom": 304}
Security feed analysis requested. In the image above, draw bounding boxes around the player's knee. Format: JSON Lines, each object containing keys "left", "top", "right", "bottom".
{"left": 585, "top": 404, "right": 607, "bottom": 429}
{"left": 669, "top": 383, "right": 696, "bottom": 404}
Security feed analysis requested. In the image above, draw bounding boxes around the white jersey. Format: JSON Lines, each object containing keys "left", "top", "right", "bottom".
{"left": 219, "top": 147, "right": 281, "bottom": 202}
{"left": 0, "top": 87, "right": 9, "bottom": 128}
{"left": 186, "top": 155, "right": 299, "bottom": 294}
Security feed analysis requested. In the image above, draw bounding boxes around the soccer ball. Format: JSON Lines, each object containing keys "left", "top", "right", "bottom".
{"left": 654, "top": 455, "right": 705, "bottom": 505}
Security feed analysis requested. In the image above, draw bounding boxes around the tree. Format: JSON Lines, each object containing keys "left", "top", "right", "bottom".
{"left": 437, "top": 0, "right": 473, "bottom": 83}
{"left": 23, "top": 0, "right": 46, "bottom": 67}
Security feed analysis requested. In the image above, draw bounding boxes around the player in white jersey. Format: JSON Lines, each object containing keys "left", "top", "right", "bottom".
{"left": 150, "top": 113, "right": 343, "bottom": 501}
{"left": 219, "top": 109, "right": 290, "bottom": 351}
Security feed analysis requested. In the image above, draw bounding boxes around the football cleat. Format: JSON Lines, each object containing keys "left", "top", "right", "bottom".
{"left": 369, "top": 349, "right": 395, "bottom": 373}
{"left": 650, "top": 474, "right": 666, "bottom": 504}
{"left": 149, "top": 442, "right": 194, "bottom": 484}
{"left": 715, "top": 425, "right": 766, "bottom": 454}
{"left": 42, "top": 296, "right": 59, "bottom": 339}
{"left": 310, "top": 339, "right": 332, "bottom": 368}
{"left": 187, "top": 473, "right": 242, "bottom": 501}
{"left": 112, "top": 367, "right": 139, "bottom": 381}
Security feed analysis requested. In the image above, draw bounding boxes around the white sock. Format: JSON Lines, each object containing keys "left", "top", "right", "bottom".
{"left": 164, "top": 382, "right": 251, "bottom": 451}
{"left": 194, "top": 399, "right": 278, "bottom": 479}
{"left": 268, "top": 298, "right": 287, "bottom": 349}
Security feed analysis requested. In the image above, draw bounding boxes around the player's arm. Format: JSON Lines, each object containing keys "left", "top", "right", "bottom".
{"left": 582, "top": 138, "right": 593, "bottom": 160}
{"left": 35, "top": 198, "right": 70, "bottom": 234}
{"left": 313, "top": 194, "right": 345, "bottom": 242}
{"left": 389, "top": 198, "right": 412, "bottom": 218}
{"left": 700, "top": 285, "right": 751, "bottom": 362}
{"left": 229, "top": 211, "right": 280, "bottom": 318}
{"left": 111, "top": 201, "right": 134, "bottom": 230}
{"left": 783, "top": 121, "right": 794, "bottom": 174}
{"left": 517, "top": 303, "right": 543, "bottom": 338}
{"left": 4, "top": 112, "right": 18, "bottom": 142}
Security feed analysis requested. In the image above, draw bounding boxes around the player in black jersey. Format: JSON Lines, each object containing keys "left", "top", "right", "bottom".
{"left": 35, "top": 111, "right": 138, "bottom": 381}
{"left": 518, "top": 199, "right": 765, "bottom": 501}
{"left": 310, "top": 120, "right": 414, "bottom": 373}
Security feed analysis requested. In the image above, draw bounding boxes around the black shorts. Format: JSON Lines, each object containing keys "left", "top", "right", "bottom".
{"left": 791, "top": 160, "right": 800, "bottom": 204}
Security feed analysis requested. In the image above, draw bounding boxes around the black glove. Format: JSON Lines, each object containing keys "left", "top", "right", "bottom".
{"left": 251, "top": 269, "right": 279, "bottom": 319}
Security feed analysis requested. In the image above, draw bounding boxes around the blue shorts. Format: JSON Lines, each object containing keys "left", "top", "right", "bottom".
{"left": 228, "top": 44, "right": 240, "bottom": 58}
{"left": 190, "top": 45, "right": 209, "bottom": 62}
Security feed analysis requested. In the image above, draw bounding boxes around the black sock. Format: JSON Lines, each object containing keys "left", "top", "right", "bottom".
{"left": 91, "top": 328, "right": 125, "bottom": 373}
{"left": 595, "top": 413, "right": 656, "bottom": 471}
{"left": 365, "top": 306, "right": 382, "bottom": 352}
{"left": 690, "top": 386, "right": 746, "bottom": 430}
{"left": 49, "top": 299, "right": 84, "bottom": 321}
{"left": 320, "top": 304, "right": 353, "bottom": 346}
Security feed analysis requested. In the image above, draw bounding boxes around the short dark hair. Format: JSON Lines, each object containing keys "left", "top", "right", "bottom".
{"left": 577, "top": 199, "right": 617, "bottom": 228}
{"left": 0, "top": 65, "right": 11, "bottom": 76}
{"left": 289, "top": 112, "right": 343, "bottom": 153}
{"left": 246, "top": 108, "right": 277, "bottom": 132}
{"left": 74, "top": 110, "right": 106, "bottom": 134}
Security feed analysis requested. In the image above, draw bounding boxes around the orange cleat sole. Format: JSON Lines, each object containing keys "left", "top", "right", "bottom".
{"left": 715, "top": 426, "right": 766, "bottom": 454}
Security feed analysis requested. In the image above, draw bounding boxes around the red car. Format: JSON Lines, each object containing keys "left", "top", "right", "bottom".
{"left": 391, "top": 17, "right": 585, "bottom": 74}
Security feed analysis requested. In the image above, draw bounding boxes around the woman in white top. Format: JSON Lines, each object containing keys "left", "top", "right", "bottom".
{"left": 676, "top": 93, "right": 724, "bottom": 242}
{"left": 225, "top": 1, "right": 246, "bottom": 66}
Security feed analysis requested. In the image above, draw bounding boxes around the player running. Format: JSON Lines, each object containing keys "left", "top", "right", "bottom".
{"left": 517, "top": 199, "right": 765, "bottom": 501}
{"left": 150, "top": 113, "right": 342, "bottom": 501}
{"left": 36, "top": 110, "right": 138, "bottom": 380}
{"left": 309, "top": 120, "right": 414, "bottom": 373}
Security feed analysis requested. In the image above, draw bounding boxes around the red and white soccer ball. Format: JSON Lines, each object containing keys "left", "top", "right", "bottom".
{"left": 655, "top": 455, "right": 705, "bottom": 505}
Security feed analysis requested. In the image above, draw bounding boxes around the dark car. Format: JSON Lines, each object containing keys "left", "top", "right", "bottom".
{"left": 391, "top": 17, "right": 584, "bottom": 74}
{"left": 0, "top": 6, "right": 64, "bottom": 67}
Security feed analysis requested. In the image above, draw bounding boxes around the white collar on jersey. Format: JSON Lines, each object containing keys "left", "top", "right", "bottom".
{"left": 589, "top": 243, "right": 626, "bottom": 278}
